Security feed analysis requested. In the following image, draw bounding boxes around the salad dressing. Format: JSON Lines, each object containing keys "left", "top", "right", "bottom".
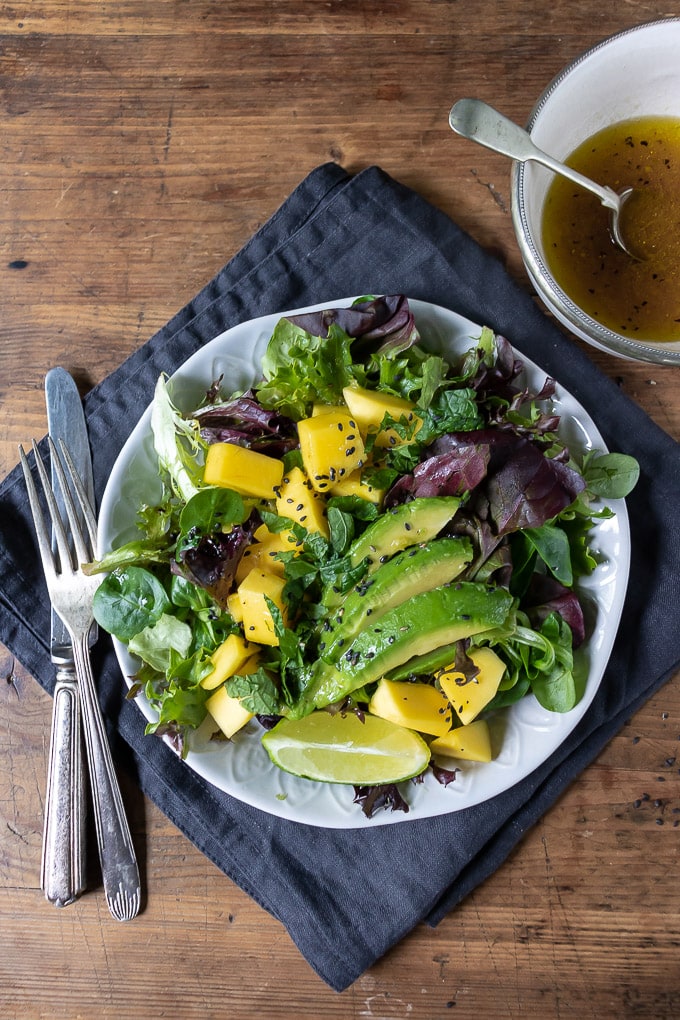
{"left": 541, "top": 116, "right": 680, "bottom": 342}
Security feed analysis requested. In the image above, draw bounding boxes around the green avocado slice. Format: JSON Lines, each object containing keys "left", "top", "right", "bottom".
{"left": 319, "top": 536, "right": 473, "bottom": 663}
{"left": 346, "top": 495, "right": 461, "bottom": 572}
{"left": 301, "top": 581, "right": 514, "bottom": 713}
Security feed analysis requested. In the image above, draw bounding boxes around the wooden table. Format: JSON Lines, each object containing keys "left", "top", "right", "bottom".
{"left": 2, "top": 3, "right": 679, "bottom": 1017}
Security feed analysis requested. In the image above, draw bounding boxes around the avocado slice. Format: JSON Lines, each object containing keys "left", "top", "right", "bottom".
{"left": 347, "top": 495, "right": 460, "bottom": 572}
{"left": 322, "top": 495, "right": 461, "bottom": 608}
{"left": 301, "top": 581, "right": 514, "bottom": 712}
{"left": 319, "top": 536, "right": 473, "bottom": 663}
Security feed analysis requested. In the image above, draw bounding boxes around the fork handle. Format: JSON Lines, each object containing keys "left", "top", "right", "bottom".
{"left": 41, "top": 672, "right": 87, "bottom": 906}
{"left": 72, "top": 631, "right": 141, "bottom": 921}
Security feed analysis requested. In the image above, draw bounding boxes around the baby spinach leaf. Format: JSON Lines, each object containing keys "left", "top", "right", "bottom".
{"left": 582, "top": 451, "right": 640, "bottom": 499}
{"left": 522, "top": 524, "right": 573, "bottom": 586}
{"left": 178, "top": 486, "right": 247, "bottom": 538}
{"left": 93, "top": 565, "right": 170, "bottom": 641}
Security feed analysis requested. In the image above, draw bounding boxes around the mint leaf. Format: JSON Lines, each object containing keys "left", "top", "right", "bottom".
{"left": 226, "top": 668, "right": 281, "bottom": 715}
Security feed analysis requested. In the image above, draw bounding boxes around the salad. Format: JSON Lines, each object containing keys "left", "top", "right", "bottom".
{"left": 90, "top": 295, "right": 638, "bottom": 817}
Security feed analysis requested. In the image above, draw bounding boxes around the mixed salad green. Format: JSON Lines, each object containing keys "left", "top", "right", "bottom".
{"left": 90, "top": 295, "right": 638, "bottom": 814}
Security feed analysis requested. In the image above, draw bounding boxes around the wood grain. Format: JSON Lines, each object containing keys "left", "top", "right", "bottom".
{"left": 2, "top": 3, "right": 680, "bottom": 1017}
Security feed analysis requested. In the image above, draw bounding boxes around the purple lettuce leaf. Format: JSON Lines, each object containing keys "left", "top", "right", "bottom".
{"left": 286, "top": 294, "right": 419, "bottom": 355}
{"left": 192, "top": 390, "right": 298, "bottom": 457}
{"left": 172, "top": 509, "right": 260, "bottom": 608}
{"left": 352, "top": 783, "right": 410, "bottom": 818}
{"left": 388, "top": 429, "right": 585, "bottom": 538}
{"left": 523, "top": 573, "right": 586, "bottom": 647}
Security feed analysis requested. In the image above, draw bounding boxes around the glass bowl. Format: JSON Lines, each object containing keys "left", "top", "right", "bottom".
{"left": 511, "top": 18, "right": 680, "bottom": 365}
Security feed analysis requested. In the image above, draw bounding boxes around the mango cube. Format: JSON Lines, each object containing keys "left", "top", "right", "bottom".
{"left": 297, "top": 410, "right": 366, "bottom": 492}
{"left": 205, "top": 655, "right": 260, "bottom": 738}
{"left": 437, "top": 646, "right": 506, "bottom": 725}
{"left": 226, "top": 591, "right": 244, "bottom": 623}
{"left": 234, "top": 526, "right": 295, "bottom": 583}
{"left": 235, "top": 525, "right": 300, "bottom": 584}
{"left": 201, "top": 633, "right": 255, "bottom": 691}
{"left": 328, "top": 468, "right": 385, "bottom": 505}
{"left": 429, "top": 719, "right": 493, "bottom": 763}
{"left": 312, "top": 403, "right": 345, "bottom": 417}
{"left": 237, "top": 568, "right": 287, "bottom": 646}
{"left": 342, "top": 384, "right": 422, "bottom": 448}
{"left": 203, "top": 442, "right": 284, "bottom": 500}
{"left": 368, "top": 679, "right": 452, "bottom": 737}
{"left": 276, "top": 466, "right": 329, "bottom": 538}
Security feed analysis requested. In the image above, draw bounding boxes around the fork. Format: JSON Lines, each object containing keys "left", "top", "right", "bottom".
{"left": 20, "top": 437, "right": 141, "bottom": 922}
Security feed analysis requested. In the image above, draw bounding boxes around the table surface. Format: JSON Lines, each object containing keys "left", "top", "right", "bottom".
{"left": 2, "top": 3, "right": 680, "bottom": 1017}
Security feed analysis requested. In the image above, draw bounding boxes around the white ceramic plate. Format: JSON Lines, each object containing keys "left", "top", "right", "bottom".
{"left": 99, "top": 298, "right": 630, "bottom": 827}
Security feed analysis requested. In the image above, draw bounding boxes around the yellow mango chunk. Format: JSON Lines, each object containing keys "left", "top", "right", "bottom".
{"left": 276, "top": 466, "right": 329, "bottom": 538}
{"left": 205, "top": 655, "right": 260, "bottom": 738}
{"left": 226, "top": 591, "right": 244, "bottom": 623}
{"left": 437, "top": 646, "right": 506, "bottom": 725}
{"left": 237, "top": 568, "right": 287, "bottom": 646}
{"left": 429, "top": 719, "right": 493, "bottom": 763}
{"left": 312, "top": 402, "right": 345, "bottom": 417}
{"left": 342, "top": 384, "right": 422, "bottom": 448}
{"left": 201, "top": 633, "right": 255, "bottom": 690}
{"left": 203, "top": 442, "right": 284, "bottom": 499}
{"left": 235, "top": 524, "right": 302, "bottom": 583}
{"left": 328, "top": 468, "right": 385, "bottom": 505}
{"left": 297, "top": 410, "right": 366, "bottom": 492}
{"left": 368, "top": 679, "right": 452, "bottom": 737}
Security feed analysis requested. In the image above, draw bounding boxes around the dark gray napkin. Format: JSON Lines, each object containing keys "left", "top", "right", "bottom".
{"left": 2, "top": 163, "right": 680, "bottom": 991}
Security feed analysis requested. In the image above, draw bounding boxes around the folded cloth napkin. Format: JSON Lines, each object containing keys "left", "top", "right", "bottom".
{"left": 2, "top": 162, "right": 680, "bottom": 991}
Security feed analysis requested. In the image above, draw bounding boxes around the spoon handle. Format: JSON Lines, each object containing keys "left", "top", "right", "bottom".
{"left": 449, "top": 98, "right": 620, "bottom": 211}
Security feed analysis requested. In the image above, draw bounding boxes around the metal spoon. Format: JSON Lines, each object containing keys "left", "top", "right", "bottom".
{"left": 449, "top": 97, "right": 636, "bottom": 257}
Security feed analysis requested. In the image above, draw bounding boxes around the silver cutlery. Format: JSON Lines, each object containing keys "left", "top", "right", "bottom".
{"left": 41, "top": 368, "right": 90, "bottom": 906}
{"left": 20, "top": 437, "right": 141, "bottom": 921}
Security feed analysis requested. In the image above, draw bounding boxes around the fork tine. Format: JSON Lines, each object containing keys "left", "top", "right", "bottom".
{"left": 28, "top": 440, "right": 75, "bottom": 574}
{"left": 19, "top": 444, "right": 59, "bottom": 582}
{"left": 57, "top": 439, "right": 98, "bottom": 550}
{"left": 43, "top": 437, "right": 93, "bottom": 567}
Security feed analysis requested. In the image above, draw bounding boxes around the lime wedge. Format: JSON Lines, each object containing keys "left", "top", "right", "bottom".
{"left": 261, "top": 710, "right": 430, "bottom": 785}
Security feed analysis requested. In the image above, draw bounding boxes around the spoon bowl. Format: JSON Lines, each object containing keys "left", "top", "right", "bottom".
{"left": 449, "top": 98, "right": 638, "bottom": 258}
